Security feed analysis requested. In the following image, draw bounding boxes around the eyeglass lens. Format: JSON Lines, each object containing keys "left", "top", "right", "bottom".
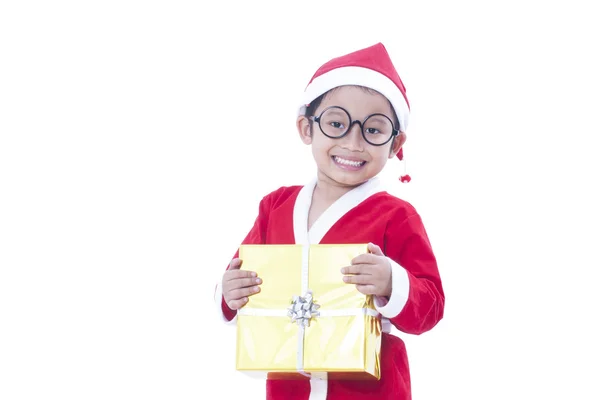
{"left": 318, "top": 107, "right": 394, "bottom": 145}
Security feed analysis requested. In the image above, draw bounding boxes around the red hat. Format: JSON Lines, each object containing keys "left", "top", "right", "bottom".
{"left": 298, "top": 42, "right": 411, "bottom": 182}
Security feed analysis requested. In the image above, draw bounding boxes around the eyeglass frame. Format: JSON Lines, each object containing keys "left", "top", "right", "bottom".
{"left": 308, "top": 106, "right": 400, "bottom": 146}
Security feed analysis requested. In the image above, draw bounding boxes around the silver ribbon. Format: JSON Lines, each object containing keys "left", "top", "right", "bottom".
{"left": 287, "top": 290, "right": 320, "bottom": 327}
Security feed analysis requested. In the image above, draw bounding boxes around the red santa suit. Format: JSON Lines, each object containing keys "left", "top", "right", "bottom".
{"left": 214, "top": 176, "right": 445, "bottom": 400}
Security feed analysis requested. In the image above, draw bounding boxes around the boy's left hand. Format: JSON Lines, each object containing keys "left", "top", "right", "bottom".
{"left": 341, "top": 243, "right": 392, "bottom": 297}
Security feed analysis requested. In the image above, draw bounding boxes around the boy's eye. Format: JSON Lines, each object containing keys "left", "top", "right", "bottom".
{"left": 364, "top": 116, "right": 391, "bottom": 136}
{"left": 323, "top": 118, "right": 346, "bottom": 130}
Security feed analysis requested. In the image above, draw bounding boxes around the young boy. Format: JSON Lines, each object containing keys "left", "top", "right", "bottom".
{"left": 214, "top": 42, "right": 445, "bottom": 400}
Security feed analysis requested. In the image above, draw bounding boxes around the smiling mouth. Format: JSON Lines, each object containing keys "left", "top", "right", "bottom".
{"left": 332, "top": 156, "right": 366, "bottom": 168}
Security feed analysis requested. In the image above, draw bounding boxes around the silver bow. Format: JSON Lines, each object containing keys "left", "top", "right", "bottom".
{"left": 287, "top": 291, "right": 320, "bottom": 327}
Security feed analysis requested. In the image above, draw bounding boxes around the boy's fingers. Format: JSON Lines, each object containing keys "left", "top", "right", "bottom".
{"left": 355, "top": 284, "right": 376, "bottom": 295}
{"left": 352, "top": 253, "right": 381, "bottom": 265}
{"left": 228, "top": 286, "right": 261, "bottom": 302}
{"left": 225, "top": 275, "right": 262, "bottom": 288}
{"left": 224, "top": 270, "right": 259, "bottom": 281}
{"left": 227, "top": 297, "right": 248, "bottom": 310}
{"left": 341, "top": 264, "right": 369, "bottom": 275}
{"left": 342, "top": 274, "right": 370, "bottom": 285}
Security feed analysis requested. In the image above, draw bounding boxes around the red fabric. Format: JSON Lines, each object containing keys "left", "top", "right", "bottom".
{"left": 221, "top": 186, "right": 444, "bottom": 399}
{"left": 307, "top": 42, "right": 410, "bottom": 111}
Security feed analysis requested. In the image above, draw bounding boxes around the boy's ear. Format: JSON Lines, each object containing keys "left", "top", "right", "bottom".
{"left": 297, "top": 115, "right": 313, "bottom": 145}
{"left": 389, "top": 132, "right": 407, "bottom": 159}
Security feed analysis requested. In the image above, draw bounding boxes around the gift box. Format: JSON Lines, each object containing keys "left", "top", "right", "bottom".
{"left": 236, "top": 244, "right": 381, "bottom": 380}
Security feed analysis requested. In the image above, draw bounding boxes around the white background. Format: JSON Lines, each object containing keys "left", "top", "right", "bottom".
{"left": 1, "top": 1, "right": 599, "bottom": 399}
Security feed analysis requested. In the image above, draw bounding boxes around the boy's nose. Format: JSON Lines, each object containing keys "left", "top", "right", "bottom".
{"left": 341, "top": 123, "right": 365, "bottom": 151}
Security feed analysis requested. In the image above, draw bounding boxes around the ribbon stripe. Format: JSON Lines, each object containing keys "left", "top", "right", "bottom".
{"left": 239, "top": 307, "right": 379, "bottom": 318}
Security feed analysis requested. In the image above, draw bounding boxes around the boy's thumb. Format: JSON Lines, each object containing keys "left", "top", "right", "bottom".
{"left": 367, "top": 242, "right": 384, "bottom": 256}
{"left": 228, "top": 258, "right": 243, "bottom": 270}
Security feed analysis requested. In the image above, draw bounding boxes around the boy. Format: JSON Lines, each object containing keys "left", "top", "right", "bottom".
{"left": 215, "top": 42, "right": 445, "bottom": 400}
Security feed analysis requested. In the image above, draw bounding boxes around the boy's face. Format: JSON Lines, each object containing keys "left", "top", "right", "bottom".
{"left": 297, "top": 85, "right": 406, "bottom": 189}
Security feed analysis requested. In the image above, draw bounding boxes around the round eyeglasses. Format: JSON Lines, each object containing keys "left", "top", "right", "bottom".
{"left": 309, "top": 106, "right": 399, "bottom": 146}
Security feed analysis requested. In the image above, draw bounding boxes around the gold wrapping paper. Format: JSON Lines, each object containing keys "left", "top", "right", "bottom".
{"left": 236, "top": 244, "right": 381, "bottom": 380}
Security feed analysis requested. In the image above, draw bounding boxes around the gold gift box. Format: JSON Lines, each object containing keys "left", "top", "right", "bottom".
{"left": 236, "top": 244, "right": 381, "bottom": 380}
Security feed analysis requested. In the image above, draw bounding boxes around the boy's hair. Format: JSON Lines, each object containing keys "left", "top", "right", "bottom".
{"left": 304, "top": 85, "right": 401, "bottom": 131}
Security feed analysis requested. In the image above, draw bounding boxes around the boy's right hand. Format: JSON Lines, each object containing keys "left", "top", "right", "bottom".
{"left": 222, "top": 258, "right": 262, "bottom": 311}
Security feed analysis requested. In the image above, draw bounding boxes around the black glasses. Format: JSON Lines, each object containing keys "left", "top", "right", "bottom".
{"left": 309, "top": 106, "right": 399, "bottom": 146}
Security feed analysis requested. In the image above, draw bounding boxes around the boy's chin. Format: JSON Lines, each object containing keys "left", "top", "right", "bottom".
{"left": 330, "top": 173, "right": 371, "bottom": 188}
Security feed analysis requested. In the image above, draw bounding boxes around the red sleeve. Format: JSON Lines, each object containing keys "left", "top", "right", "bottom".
{"left": 219, "top": 191, "right": 274, "bottom": 321}
{"left": 384, "top": 212, "right": 445, "bottom": 334}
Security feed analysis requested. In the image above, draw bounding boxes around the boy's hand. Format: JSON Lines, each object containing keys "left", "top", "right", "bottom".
{"left": 222, "top": 258, "right": 262, "bottom": 311}
{"left": 341, "top": 243, "right": 392, "bottom": 297}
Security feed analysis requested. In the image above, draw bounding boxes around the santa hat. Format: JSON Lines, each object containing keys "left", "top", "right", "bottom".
{"left": 298, "top": 42, "right": 411, "bottom": 182}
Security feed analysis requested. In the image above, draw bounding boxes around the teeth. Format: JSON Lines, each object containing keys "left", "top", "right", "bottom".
{"left": 334, "top": 156, "right": 364, "bottom": 167}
